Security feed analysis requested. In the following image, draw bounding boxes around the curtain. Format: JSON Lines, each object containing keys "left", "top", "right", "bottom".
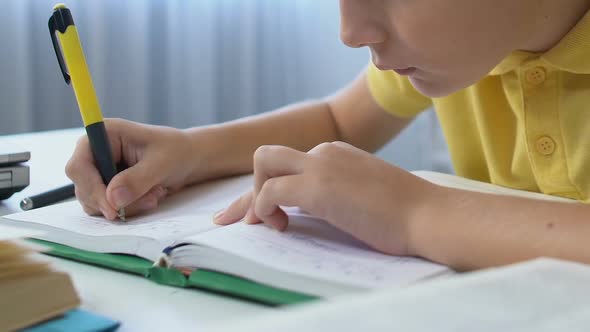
{"left": 1, "top": 0, "right": 450, "bottom": 172}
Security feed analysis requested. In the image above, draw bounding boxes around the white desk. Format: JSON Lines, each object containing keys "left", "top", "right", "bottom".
{"left": 0, "top": 129, "right": 270, "bottom": 331}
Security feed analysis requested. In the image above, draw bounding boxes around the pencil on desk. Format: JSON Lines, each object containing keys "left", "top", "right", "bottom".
{"left": 20, "top": 183, "right": 75, "bottom": 211}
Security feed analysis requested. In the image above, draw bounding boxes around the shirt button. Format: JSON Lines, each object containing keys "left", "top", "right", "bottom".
{"left": 525, "top": 67, "right": 546, "bottom": 85}
{"left": 535, "top": 136, "right": 556, "bottom": 155}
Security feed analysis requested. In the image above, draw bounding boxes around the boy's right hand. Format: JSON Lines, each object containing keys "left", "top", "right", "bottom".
{"left": 66, "top": 118, "right": 195, "bottom": 220}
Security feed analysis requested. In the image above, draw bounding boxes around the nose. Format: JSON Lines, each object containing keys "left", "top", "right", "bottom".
{"left": 339, "top": 0, "right": 387, "bottom": 48}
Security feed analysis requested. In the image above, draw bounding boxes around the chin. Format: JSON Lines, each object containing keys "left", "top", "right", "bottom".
{"left": 409, "top": 76, "right": 461, "bottom": 98}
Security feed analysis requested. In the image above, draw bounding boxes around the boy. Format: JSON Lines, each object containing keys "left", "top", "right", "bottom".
{"left": 66, "top": 0, "right": 590, "bottom": 270}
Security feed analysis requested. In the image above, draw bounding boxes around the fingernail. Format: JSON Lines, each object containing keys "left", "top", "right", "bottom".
{"left": 244, "top": 209, "right": 257, "bottom": 224}
{"left": 213, "top": 209, "right": 225, "bottom": 224}
{"left": 156, "top": 186, "right": 168, "bottom": 199}
{"left": 100, "top": 207, "right": 115, "bottom": 221}
{"left": 112, "top": 187, "right": 133, "bottom": 208}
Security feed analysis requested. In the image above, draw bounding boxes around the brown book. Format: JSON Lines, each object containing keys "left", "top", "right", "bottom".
{"left": 0, "top": 236, "right": 80, "bottom": 331}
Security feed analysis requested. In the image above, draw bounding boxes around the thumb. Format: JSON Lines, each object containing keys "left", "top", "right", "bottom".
{"left": 105, "top": 158, "right": 163, "bottom": 210}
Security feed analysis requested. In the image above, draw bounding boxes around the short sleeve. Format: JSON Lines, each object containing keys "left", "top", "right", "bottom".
{"left": 366, "top": 62, "right": 432, "bottom": 118}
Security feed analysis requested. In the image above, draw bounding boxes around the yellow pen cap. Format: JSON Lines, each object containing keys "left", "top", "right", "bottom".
{"left": 49, "top": 5, "right": 104, "bottom": 126}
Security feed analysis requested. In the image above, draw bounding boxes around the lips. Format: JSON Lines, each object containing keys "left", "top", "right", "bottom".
{"left": 393, "top": 67, "right": 416, "bottom": 76}
{"left": 373, "top": 60, "right": 416, "bottom": 76}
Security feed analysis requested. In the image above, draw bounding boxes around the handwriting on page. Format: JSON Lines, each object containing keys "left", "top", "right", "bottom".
{"left": 5, "top": 174, "right": 254, "bottom": 240}
{"left": 8, "top": 201, "right": 219, "bottom": 241}
{"left": 189, "top": 214, "right": 444, "bottom": 288}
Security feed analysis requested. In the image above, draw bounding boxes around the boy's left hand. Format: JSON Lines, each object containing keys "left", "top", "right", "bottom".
{"left": 214, "top": 141, "right": 437, "bottom": 256}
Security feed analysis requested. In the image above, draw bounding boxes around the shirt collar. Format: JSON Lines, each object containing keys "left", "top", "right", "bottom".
{"left": 490, "top": 10, "right": 590, "bottom": 76}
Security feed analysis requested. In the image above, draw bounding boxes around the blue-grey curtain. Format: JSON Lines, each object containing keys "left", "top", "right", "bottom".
{"left": 1, "top": 0, "right": 450, "bottom": 171}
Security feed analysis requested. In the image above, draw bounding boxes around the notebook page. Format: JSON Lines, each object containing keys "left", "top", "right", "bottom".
{"left": 183, "top": 210, "right": 449, "bottom": 289}
{"left": 5, "top": 201, "right": 219, "bottom": 241}
{"left": 0, "top": 224, "right": 43, "bottom": 241}
{"left": 2, "top": 175, "right": 253, "bottom": 242}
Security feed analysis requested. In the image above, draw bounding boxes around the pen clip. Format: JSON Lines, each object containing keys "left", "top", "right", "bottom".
{"left": 48, "top": 7, "right": 73, "bottom": 84}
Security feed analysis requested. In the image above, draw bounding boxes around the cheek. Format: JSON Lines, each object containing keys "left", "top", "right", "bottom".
{"left": 396, "top": 18, "right": 470, "bottom": 71}
{"left": 391, "top": 9, "right": 502, "bottom": 91}
{"left": 403, "top": 31, "right": 505, "bottom": 97}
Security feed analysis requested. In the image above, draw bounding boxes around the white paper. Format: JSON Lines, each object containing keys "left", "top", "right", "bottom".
{"left": 2, "top": 175, "right": 254, "bottom": 242}
{"left": 5, "top": 201, "right": 219, "bottom": 241}
{"left": 0, "top": 224, "right": 43, "bottom": 241}
{"left": 185, "top": 210, "right": 448, "bottom": 289}
{"left": 210, "top": 259, "right": 590, "bottom": 332}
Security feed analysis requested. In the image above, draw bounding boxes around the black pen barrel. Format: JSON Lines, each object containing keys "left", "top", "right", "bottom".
{"left": 85, "top": 122, "right": 118, "bottom": 185}
{"left": 20, "top": 183, "right": 75, "bottom": 210}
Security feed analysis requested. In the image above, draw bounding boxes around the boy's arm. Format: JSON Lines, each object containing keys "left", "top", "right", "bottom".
{"left": 185, "top": 72, "right": 412, "bottom": 182}
{"left": 411, "top": 185, "right": 590, "bottom": 270}
{"left": 66, "top": 70, "right": 414, "bottom": 219}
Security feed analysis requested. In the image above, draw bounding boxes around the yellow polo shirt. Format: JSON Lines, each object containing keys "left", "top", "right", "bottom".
{"left": 367, "top": 11, "right": 590, "bottom": 201}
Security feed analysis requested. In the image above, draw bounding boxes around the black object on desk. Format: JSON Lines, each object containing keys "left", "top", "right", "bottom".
{"left": 20, "top": 184, "right": 75, "bottom": 211}
{"left": 0, "top": 147, "right": 30, "bottom": 200}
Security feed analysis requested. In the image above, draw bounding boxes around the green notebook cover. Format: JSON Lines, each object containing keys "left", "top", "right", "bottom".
{"left": 32, "top": 239, "right": 318, "bottom": 306}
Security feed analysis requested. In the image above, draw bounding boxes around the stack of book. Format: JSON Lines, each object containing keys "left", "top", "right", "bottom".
{"left": 0, "top": 225, "right": 79, "bottom": 331}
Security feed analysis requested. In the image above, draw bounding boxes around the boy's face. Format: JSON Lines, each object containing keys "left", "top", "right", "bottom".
{"left": 340, "top": 0, "right": 529, "bottom": 97}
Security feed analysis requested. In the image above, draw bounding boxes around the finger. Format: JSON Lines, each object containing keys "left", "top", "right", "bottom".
{"left": 104, "top": 119, "right": 155, "bottom": 167}
{"left": 254, "top": 175, "right": 305, "bottom": 231}
{"left": 67, "top": 134, "right": 121, "bottom": 220}
{"left": 65, "top": 120, "right": 152, "bottom": 220}
{"left": 307, "top": 142, "right": 333, "bottom": 154}
{"left": 81, "top": 202, "right": 100, "bottom": 217}
{"left": 308, "top": 141, "right": 366, "bottom": 159}
{"left": 214, "top": 191, "right": 253, "bottom": 225}
{"left": 104, "top": 118, "right": 149, "bottom": 149}
{"left": 105, "top": 156, "right": 166, "bottom": 210}
{"left": 77, "top": 192, "right": 117, "bottom": 220}
{"left": 66, "top": 136, "right": 106, "bottom": 189}
{"left": 89, "top": 183, "right": 118, "bottom": 221}
{"left": 119, "top": 185, "right": 168, "bottom": 218}
{"left": 69, "top": 157, "right": 118, "bottom": 220}
{"left": 244, "top": 206, "right": 262, "bottom": 225}
{"left": 251, "top": 146, "right": 306, "bottom": 223}
{"left": 252, "top": 145, "right": 306, "bottom": 195}
{"left": 69, "top": 121, "right": 126, "bottom": 166}
{"left": 329, "top": 141, "right": 354, "bottom": 149}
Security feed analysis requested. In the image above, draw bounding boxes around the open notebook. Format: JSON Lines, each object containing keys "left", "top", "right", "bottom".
{"left": 0, "top": 171, "right": 570, "bottom": 304}
{"left": 0, "top": 175, "right": 449, "bottom": 299}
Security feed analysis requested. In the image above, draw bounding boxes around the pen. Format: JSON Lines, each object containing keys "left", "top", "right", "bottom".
{"left": 20, "top": 184, "right": 75, "bottom": 211}
{"left": 48, "top": 3, "right": 125, "bottom": 221}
